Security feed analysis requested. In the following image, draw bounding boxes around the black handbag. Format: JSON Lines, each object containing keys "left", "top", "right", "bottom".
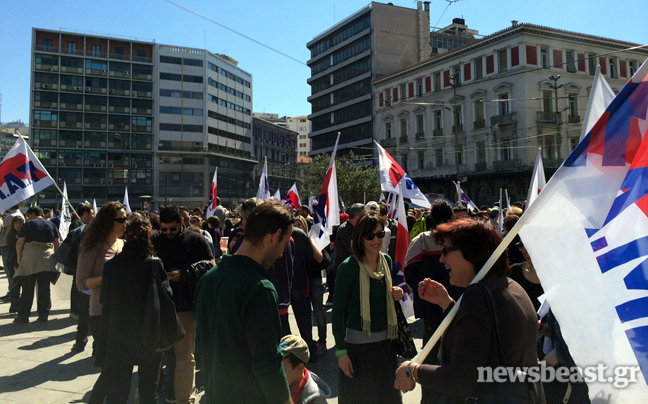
{"left": 393, "top": 300, "right": 418, "bottom": 359}
{"left": 464, "top": 283, "right": 545, "bottom": 404}
{"left": 142, "top": 257, "right": 186, "bottom": 352}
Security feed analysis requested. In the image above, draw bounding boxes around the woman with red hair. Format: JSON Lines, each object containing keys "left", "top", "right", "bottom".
{"left": 394, "top": 218, "right": 542, "bottom": 403}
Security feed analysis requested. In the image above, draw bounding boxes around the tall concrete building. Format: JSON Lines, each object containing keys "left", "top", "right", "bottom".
{"left": 373, "top": 21, "right": 648, "bottom": 205}
{"left": 29, "top": 28, "right": 256, "bottom": 209}
{"left": 251, "top": 117, "right": 297, "bottom": 195}
{"left": 306, "top": 1, "right": 432, "bottom": 158}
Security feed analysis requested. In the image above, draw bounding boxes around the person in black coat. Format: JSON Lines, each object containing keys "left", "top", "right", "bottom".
{"left": 95, "top": 213, "right": 166, "bottom": 404}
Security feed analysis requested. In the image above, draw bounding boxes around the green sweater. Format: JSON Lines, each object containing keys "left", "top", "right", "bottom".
{"left": 332, "top": 254, "right": 393, "bottom": 350}
{"left": 195, "top": 254, "right": 290, "bottom": 404}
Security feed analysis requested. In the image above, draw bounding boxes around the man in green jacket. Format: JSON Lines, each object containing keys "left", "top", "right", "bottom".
{"left": 195, "top": 200, "right": 295, "bottom": 404}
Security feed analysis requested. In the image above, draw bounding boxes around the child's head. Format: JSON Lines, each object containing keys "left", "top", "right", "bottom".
{"left": 280, "top": 334, "right": 309, "bottom": 386}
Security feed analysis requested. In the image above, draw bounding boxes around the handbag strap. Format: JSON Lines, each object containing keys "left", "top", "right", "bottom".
{"left": 474, "top": 282, "right": 504, "bottom": 367}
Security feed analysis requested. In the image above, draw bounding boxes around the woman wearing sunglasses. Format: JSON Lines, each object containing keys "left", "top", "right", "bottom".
{"left": 393, "top": 218, "right": 541, "bottom": 403}
{"left": 332, "top": 213, "right": 404, "bottom": 404}
{"left": 76, "top": 201, "right": 127, "bottom": 403}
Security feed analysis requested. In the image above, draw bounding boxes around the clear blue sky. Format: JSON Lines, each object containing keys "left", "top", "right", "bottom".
{"left": 1, "top": 0, "right": 646, "bottom": 124}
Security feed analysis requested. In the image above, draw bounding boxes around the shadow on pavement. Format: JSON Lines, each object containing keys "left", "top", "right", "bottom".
{"left": 18, "top": 331, "right": 76, "bottom": 350}
{"left": 0, "top": 317, "right": 77, "bottom": 337}
{"left": 0, "top": 352, "right": 96, "bottom": 393}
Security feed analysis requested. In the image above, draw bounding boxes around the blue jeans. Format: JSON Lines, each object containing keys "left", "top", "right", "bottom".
{"left": 291, "top": 290, "right": 314, "bottom": 353}
{"left": 309, "top": 278, "right": 327, "bottom": 345}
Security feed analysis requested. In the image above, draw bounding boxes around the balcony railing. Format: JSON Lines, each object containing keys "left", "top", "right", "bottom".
{"left": 568, "top": 115, "right": 581, "bottom": 124}
{"left": 493, "top": 159, "right": 521, "bottom": 171}
{"left": 415, "top": 132, "right": 425, "bottom": 140}
{"left": 452, "top": 124, "right": 464, "bottom": 134}
{"left": 473, "top": 119, "right": 486, "bottom": 130}
{"left": 399, "top": 135, "right": 409, "bottom": 143}
{"left": 382, "top": 138, "right": 396, "bottom": 147}
{"left": 491, "top": 112, "right": 517, "bottom": 126}
{"left": 536, "top": 111, "right": 556, "bottom": 123}
{"left": 433, "top": 129, "right": 443, "bottom": 137}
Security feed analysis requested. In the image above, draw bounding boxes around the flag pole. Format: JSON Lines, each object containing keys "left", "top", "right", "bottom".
{"left": 50, "top": 180, "right": 81, "bottom": 220}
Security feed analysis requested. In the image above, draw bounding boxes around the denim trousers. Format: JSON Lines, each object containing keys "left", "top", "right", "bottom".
{"left": 309, "top": 278, "right": 327, "bottom": 345}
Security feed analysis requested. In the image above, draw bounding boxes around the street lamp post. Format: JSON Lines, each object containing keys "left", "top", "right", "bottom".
{"left": 548, "top": 75, "right": 564, "bottom": 160}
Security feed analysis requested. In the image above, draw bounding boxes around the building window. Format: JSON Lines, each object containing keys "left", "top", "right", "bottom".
{"left": 542, "top": 90, "right": 553, "bottom": 120}
{"left": 609, "top": 57, "right": 618, "bottom": 79}
{"left": 568, "top": 94, "right": 578, "bottom": 119}
{"left": 416, "top": 78, "right": 423, "bottom": 97}
{"left": 136, "top": 50, "right": 146, "bottom": 62}
{"left": 630, "top": 60, "right": 638, "bottom": 76}
{"left": 543, "top": 135, "right": 557, "bottom": 160}
{"left": 588, "top": 53, "right": 597, "bottom": 76}
{"left": 453, "top": 104, "right": 463, "bottom": 130}
{"left": 501, "top": 137, "right": 513, "bottom": 161}
{"left": 452, "top": 64, "right": 461, "bottom": 85}
{"left": 434, "top": 72, "right": 441, "bottom": 92}
{"left": 385, "top": 122, "right": 392, "bottom": 139}
{"left": 498, "top": 93, "right": 510, "bottom": 116}
{"left": 435, "top": 148, "right": 443, "bottom": 167}
{"left": 566, "top": 50, "right": 576, "bottom": 73}
{"left": 400, "top": 84, "right": 406, "bottom": 101}
{"left": 401, "top": 154, "right": 408, "bottom": 172}
{"left": 400, "top": 118, "right": 407, "bottom": 140}
{"left": 498, "top": 49, "right": 508, "bottom": 73}
{"left": 540, "top": 46, "right": 549, "bottom": 69}
{"left": 434, "top": 110, "right": 442, "bottom": 134}
{"left": 91, "top": 44, "right": 101, "bottom": 57}
{"left": 475, "top": 58, "right": 483, "bottom": 80}
{"left": 418, "top": 151, "right": 425, "bottom": 169}
{"left": 42, "top": 39, "right": 53, "bottom": 52}
{"left": 456, "top": 144, "right": 464, "bottom": 165}
{"left": 384, "top": 89, "right": 392, "bottom": 104}
{"left": 67, "top": 42, "right": 77, "bottom": 54}
{"left": 477, "top": 141, "right": 486, "bottom": 164}
{"left": 416, "top": 114, "right": 424, "bottom": 135}
{"left": 474, "top": 99, "right": 485, "bottom": 128}
{"left": 114, "top": 47, "right": 124, "bottom": 59}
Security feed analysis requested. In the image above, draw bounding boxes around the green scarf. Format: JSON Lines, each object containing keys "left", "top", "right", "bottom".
{"left": 358, "top": 253, "right": 398, "bottom": 340}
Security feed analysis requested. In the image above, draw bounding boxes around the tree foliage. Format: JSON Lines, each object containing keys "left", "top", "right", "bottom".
{"left": 302, "top": 151, "right": 382, "bottom": 207}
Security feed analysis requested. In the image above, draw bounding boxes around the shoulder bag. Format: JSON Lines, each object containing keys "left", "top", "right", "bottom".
{"left": 142, "top": 257, "right": 186, "bottom": 352}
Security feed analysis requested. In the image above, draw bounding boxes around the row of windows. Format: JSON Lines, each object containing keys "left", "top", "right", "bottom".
{"left": 33, "top": 130, "right": 153, "bottom": 150}
{"left": 35, "top": 54, "right": 153, "bottom": 76}
{"left": 311, "top": 78, "right": 371, "bottom": 113}
{"left": 159, "top": 89, "right": 203, "bottom": 99}
{"left": 253, "top": 127, "right": 296, "bottom": 148}
{"left": 207, "top": 61, "right": 251, "bottom": 88}
{"left": 159, "top": 106, "right": 203, "bottom": 116}
{"left": 311, "top": 99, "right": 372, "bottom": 132}
{"left": 35, "top": 72, "right": 154, "bottom": 91}
{"left": 207, "top": 77, "right": 251, "bottom": 101}
{"left": 207, "top": 125, "right": 252, "bottom": 144}
{"left": 39, "top": 39, "right": 149, "bottom": 61}
{"left": 207, "top": 110, "right": 251, "bottom": 130}
{"left": 34, "top": 110, "right": 152, "bottom": 125}
{"left": 159, "top": 123, "right": 203, "bottom": 132}
{"left": 34, "top": 91, "right": 152, "bottom": 109}
{"left": 311, "top": 122, "right": 371, "bottom": 151}
{"left": 159, "top": 55, "right": 204, "bottom": 67}
{"left": 309, "top": 14, "right": 371, "bottom": 58}
{"left": 207, "top": 93, "right": 251, "bottom": 115}
{"left": 159, "top": 72, "right": 203, "bottom": 83}
{"left": 310, "top": 57, "right": 371, "bottom": 95}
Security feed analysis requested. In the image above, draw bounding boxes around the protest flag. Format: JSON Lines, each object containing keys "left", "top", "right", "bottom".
{"left": 526, "top": 149, "right": 546, "bottom": 209}
{"left": 453, "top": 181, "right": 478, "bottom": 212}
{"left": 59, "top": 181, "right": 72, "bottom": 241}
{"left": 123, "top": 186, "right": 132, "bottom": 214}
{"left": 374, "top": 141, "right": 431, "bottom": 208}
{"left": 309, "top": 133, "right": 341, "bottom": 251}
{"left": 206, "top": 168, "right": 218, "bottom": 218}
{"left": 0, "top": 136, "right": 55, "bottom": 213}
{"left": 283, "top": 183, "right": 301, "bottom": 211}
{"left": 256, "top": 156, "right": 271, "bottom": 200}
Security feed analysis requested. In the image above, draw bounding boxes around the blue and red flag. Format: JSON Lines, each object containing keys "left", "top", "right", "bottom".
{"left": 206, "top": 168, "right": 218, "bottom": 219}
{"left": 309, "top": 134, "right": 341, "bottom": 251}
{"left": 518, "top": 58, "right": 648, "bottom": 401}
{"left": 283, "top": 183, "right": 301, "bottom": 212}
{"left": 0, "top": 136, "right": 54, "bottom": 213}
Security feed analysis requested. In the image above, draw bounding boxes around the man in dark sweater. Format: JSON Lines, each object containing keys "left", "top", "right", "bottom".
{"left": 325, "top": 203, "right": 364, "bottom": 306}
{"left": 152, "top": 206, "right": 214, "bottom": 404}
{"left": 195, "top": 200, "right": 294, "bottom": 404}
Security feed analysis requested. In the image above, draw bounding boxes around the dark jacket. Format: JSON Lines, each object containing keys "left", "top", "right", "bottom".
{"left": 98, "top": 253, "right": 163, "bottom": 368}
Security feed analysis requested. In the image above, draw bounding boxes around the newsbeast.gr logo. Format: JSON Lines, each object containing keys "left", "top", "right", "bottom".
{"left": 477, "top": 364, "right": 642, "bottom": 389}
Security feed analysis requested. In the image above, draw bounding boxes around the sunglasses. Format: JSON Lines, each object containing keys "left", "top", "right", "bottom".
{"left": 161, "top": 227, "right": 179, "bottom": 233}
{"left": 442, "top": 245, "right": 460, "bottom": 255}
{"left": 113, "top": 217, "right": 127, "bottom": 223}
{"left": 364, "top": 230, "right": 386, "bottom": 241}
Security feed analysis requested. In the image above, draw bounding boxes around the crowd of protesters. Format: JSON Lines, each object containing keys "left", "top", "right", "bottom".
{"left": 0, "top": 194, "right": 589, "bottom": 404}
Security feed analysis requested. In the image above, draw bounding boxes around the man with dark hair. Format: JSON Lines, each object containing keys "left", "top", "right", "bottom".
{"left": 195, "top": 200, "right": 294, "bottom": 404}
{"left": 403, "top": 199, "right": 464, "bottom": 404}
{"left": 42, "top": 208, "right": 52, "bottom": 220}
{"left": 71, "top": 202, "right": 94, "bottom": 231}
{"left": 325, "top": 203, "right": 365, "bottom": 306}
{"left": 152, "top": 205, "right": 215, "bottom": 404}
{"left": 0, "top": 204, "right": 23, "bottom": 301}
{"left": 14, "top": 206, "right": 60, "bottom": 323}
